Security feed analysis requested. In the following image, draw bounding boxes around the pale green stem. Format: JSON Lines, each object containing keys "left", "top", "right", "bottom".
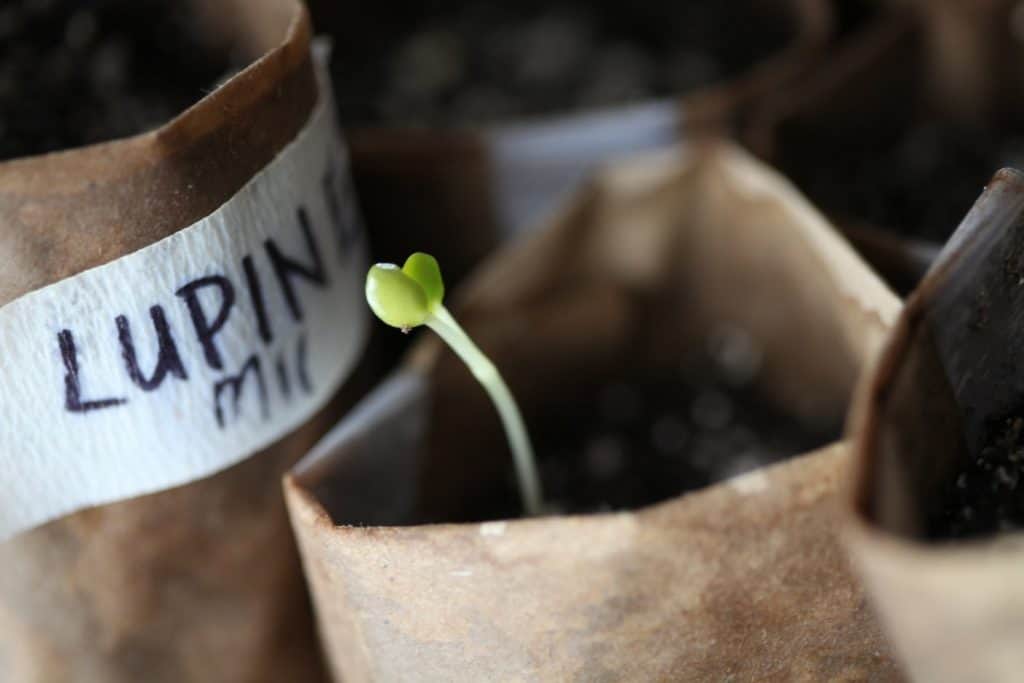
{"left": 427, "top": 305, "right": 542, "bottom": 515}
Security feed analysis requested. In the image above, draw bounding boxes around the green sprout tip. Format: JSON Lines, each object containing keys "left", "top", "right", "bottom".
{"left": 365, "top": 252, "right": 543, "bottom": 515}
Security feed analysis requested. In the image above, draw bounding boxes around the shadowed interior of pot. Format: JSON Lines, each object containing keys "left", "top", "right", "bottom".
{"left": 858, "top": 168, "right": 1024, "bottom": 540}
{"left": 0, "top": 0, "right": 295, "bottom": 161}
{"left": 300, "top": 147, "right": 878, "bottom": 526}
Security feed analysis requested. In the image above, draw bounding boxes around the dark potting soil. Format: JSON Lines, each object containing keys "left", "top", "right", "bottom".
{"left": 786, "top": 121, "right": 1024, "bottom": 244}
{"left": 475, "top": 353, "right": 838, "bottom": 519}
{"left": 0, "top": 0, "right": 237, "bottom": 161}
{"left": 533, "top": 371, "right": 837, "bottom": 515}
{"left": 928, "top": 414, "right": 1024, "bottom": 540}
{"left": 324, "top": 1, "right": 794, "bottom": 126}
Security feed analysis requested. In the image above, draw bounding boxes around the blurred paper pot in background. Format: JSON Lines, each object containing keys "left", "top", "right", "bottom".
{"left": 847, "top": 169, "right": 1024, "bottom": 683}
{"left": 0, "top": 1, "right": 369, "bottom": 681}
{"left": 286, "top": 143, "right": 905, "bottom": 682}
{"left": 746, "top": 1, "right": 1024, "bottom": 295}
{"left": 313, "top": 0, "right": 833, "bottom": 284}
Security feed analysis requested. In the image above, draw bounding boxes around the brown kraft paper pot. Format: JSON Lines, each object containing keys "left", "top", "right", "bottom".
{"left": 894, "top": 0, "right": 1024, "bottom": 125}
{"left": 747, "top": 2, "right": 1024, "bottom": 295}
{"left": 0, "top": 1, "right": 354, "bottom": 680}
{"left": 846, "top": 169, "right": 1024, "bottom": 682}
{"left": 285, "top": 142, "right": 904, "bottom": 681}
{"left": 341, "top": 0, "right": 833, "bottom": 285}
{"left": 743, "top": 6, "right": 937, "bottom": 295}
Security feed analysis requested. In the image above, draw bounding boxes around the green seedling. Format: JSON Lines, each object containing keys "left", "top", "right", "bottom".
{"left": 366, "top": 253, "right": 542, "bottom": 516}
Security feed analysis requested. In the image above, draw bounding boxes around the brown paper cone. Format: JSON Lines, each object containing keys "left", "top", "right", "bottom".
{"left": 342, "top": 0, "right": 833, "bottom": 285}
{"left": 286, "top": 142, "right": 905, "bottom": 681}
{"left": 847, "top": 168, "right": 1024, "bottom": 683}
{"left": 0, "top": 2, "right": 350, "bottom": 680}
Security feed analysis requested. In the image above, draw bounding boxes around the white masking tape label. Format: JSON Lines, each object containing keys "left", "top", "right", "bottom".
{"left": 0, "top": 56, "right": 368, "bottom": 540}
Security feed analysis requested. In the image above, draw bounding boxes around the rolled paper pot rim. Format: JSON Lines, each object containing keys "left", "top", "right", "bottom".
{"left": 842, "top": 173, "right": 1024, "bottom": 683}
{"left": 288, "top": 438, "right": 844, "bottom": 531}
{"left": 282, "top": 436, "right": 905, "bottom": 679}
{"left": 847, "top": 166, "right": 1024, "bottom": 548}
{"left": 289, "top": 367, "right": 873, "bottom": 533}
{"left": 286, "top": 363, "right": 855, "bottom": 527}
{"left": 0, "top": 0, "right": 311, "bottom": 177}
{"left": 345, "top": 0, "right": 833, "bottom": 141}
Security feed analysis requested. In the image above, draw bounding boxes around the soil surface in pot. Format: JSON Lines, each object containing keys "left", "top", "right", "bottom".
{"left": 475, "top": 353, "right": 838, "bottom": 519}
{"left": 0, "top": 0, "right": 238, "bottom": 161}
{"left": 784, "top": 121, "right": 1024, "bottom": 245}
{"left": 324, "top": 0, "right": 795, "bottom": 126}
{"left": 927, "top": 413, "right": 1024, "bottom": 539}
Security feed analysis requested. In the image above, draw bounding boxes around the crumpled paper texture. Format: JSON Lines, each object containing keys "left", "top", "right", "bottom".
{"left": 0, "top": 1, "right": 340, "bottom": 680}
{"left": 286, "top": 142, "right": 904, "bottom": 681}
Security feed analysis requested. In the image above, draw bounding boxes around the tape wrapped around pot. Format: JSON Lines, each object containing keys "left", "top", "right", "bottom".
{"left": 846, "top": 168, "right": 1024, "bottom": 683}
{"left": 0, "top": 1, "right": 369, "bottom": 680}
{"left": 285, "top": 142, "right": 904, "bottom": 681}
{"left": 326, "top": 0, "right": 832, "bottom": 284}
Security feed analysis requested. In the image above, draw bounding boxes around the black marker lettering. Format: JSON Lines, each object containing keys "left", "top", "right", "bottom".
{"left": 265, "top": 207, "right": 328, "bottom": 322}
{"left": 116, "top": 306, "right": 188, "bottom": 391}
{"left": 295, "top": 333, "right": 312, "bottom": 394}
{"left": 213, "top": 355, "right": 268, "bottom": 428}
{"left": 58, "top": 329, "right": 127, "bottom": 412}
{"left": 176, "top": 275, "right": 235, "bottom": 370}
{"left": 242, "top": 254, "right": 273, "bottom": 345}
{"left": 275, "top": 352, "right": 291, "bottom": 400}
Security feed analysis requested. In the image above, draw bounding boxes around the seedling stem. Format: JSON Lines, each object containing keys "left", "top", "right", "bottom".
{"left": 365, "top": 253, "right": 543, "bottom": 515}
